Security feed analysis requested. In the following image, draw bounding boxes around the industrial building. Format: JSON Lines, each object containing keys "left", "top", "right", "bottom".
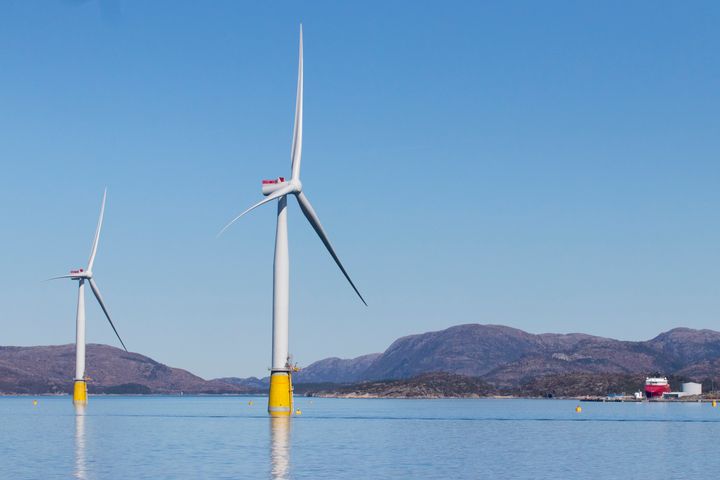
{"left": 662, "top": 382, "right": 702, "bottom": 399}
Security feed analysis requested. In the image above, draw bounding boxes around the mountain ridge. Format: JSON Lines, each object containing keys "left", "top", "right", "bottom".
{"left": 0, "top": 344, "right": 251, "bottom": 394}
{"left": 280, "top": 324, "right": 720, "bottom": 386}
{"left": 3, "top": 324, "right": 720, "bottom": 395}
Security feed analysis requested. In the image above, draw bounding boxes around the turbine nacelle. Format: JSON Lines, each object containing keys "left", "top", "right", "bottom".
{"left": 262, "top": 177, "right": 301, "bottom": 196}
{"left": 69, "top": 269, "right": 92, "bottom": 280}
{"left": 262, "top": 177, "right": 288, "bottom": 196}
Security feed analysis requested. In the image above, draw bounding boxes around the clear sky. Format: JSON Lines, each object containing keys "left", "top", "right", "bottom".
{"left": 1, "top": 1, "right": 719, "bottom": 378}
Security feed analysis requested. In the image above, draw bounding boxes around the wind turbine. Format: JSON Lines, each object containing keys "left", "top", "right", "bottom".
{"left": 49, "top": 189, "right": 127, "bottom": 405}
{"left": 220, "top": 26, "right": 366, "bottom": 416}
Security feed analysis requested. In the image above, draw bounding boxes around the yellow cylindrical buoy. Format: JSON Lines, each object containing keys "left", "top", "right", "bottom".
{"left": 73, "top": 380, "right": 88, "bottom": 405}
{"left": 712, "top": 400, "right": 717, "bottom": 408}
{"left": 575, "top": 405, "right": 582, "bottom": 413}
{"left": 32, "top": 400, "right": 38, "bottom": 406}
{"left": 268, "top": 372, "right": 293, "bottom": 417}
{"left": 295, "top": 409, "right": 302, "bottom": 415}
{"left": 248, "top": 400, "right": 253, "bottom": 406}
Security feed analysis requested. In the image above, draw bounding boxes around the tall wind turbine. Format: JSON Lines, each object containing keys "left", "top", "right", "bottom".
{"left": 220, "top": 26, "right": 366, "bottom": 416}
{"left": 49, "top": 189, "right": 127, "bottom": 405}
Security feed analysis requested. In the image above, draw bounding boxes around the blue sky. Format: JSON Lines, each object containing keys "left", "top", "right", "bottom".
{"left": 1, "top": 1, "right": 719, "bottom": 378}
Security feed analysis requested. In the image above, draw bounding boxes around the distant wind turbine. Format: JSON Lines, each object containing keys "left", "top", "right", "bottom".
{"left": 219, "top": 26, "right": 366, "bottom": 416}
{"left": 49, "top": 189, "right": 127, "bottom": 405}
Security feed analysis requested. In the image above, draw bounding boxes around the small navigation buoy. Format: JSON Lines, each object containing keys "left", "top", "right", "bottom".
{"left": 248, "top": 400, "right": 253, "bottom": 406}
{"left": 32, "top": 400, "right": 38, "bottom": 406}
{"left": 295, "top": 409, "right": 302, "bottom": 415}
{"left": 575, "top": 405, "right": 582, "bottom": 413}
{"left": 712, "top": 400, "right": 717, "bottom": 408}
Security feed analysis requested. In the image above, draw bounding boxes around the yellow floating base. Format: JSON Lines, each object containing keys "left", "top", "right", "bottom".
{"left": 73, "top": 380, "right": 87, "bottom": 405}
{"left": 268, "top": 372, "right": 293, "bottom": 417}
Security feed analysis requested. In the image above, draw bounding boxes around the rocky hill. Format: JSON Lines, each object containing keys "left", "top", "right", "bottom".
{"left": 292, "top": 325, "right": 720, "bottom": 387}
{"left": 215, "top": 353, "right": 383, "bottom": 388}
{"left": 215, "top": 376, "right": 268, "bottom": 391}
{"left": 0, "top": 344, "right": 250, "bottom": 395}
{"left": 293, "top": 353, "right": 382, "bottom": 383}
{"left": 5, "top": 325, "right": 720, "bottom": 396}
{"left": 304, "top": 371, "right": 713, "bottom": 399}
{"left": 307, "top": 372, "right": 495, "bottom": 398}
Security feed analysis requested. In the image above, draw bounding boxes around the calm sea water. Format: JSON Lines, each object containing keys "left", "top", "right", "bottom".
{"left": 1, "top": 396, "right": 719, "bottom": 479}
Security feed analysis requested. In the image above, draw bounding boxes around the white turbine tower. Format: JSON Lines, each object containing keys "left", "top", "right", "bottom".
{"left": 49, "top": 189, "right": 127, "bottom": 405}
{"left": 220, "top": 26, "right": 366, "bottom": 416}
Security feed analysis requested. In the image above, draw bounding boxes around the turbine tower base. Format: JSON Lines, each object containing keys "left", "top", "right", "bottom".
{"left": 268, "top": 371, "right": 293, "bottom": 416}
{"left": 73, "top": 380, "right": 88, "bottom": 405}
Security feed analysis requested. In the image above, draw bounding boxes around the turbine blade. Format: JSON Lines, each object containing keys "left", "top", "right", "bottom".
{"left": 88, "top": 278, "right": 127, "bottom": 352}
{"left": 87, "top": 188, "right": 107, "bottom": 271}
{"left": 290, "top": 25, "right": 303, "bottom": 181}
{"left": 295, "top": 192, "right": 367, "bottom": 306}
{"left": 45, "top": 275, "right": 74, "bottom": 281}
{"left": 218, "top": 185, "right": 294, "bottom": 237}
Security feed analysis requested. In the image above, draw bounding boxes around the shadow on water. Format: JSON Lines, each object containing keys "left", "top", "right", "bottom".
{"left": 270, "top": 417, "right": 291, "bottom": 480}
{"left": 74, "top": 406, "right": 87, "bottom": 480}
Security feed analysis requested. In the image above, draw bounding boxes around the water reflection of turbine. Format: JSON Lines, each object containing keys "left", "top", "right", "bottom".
{"left": 74, "top": 406, "right": 87, "bottom": 480}
{"left": 270, "top": 417, "right": 291, "bottom": 480}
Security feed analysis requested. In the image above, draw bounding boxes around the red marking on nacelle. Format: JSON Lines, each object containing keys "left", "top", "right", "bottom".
{"left": 262, "top": 177, "right": 286, "bottom": 185}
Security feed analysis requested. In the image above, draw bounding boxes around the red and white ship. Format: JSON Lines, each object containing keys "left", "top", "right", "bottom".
{"left": 644, "top": 376, "right": 671, "bottom": 398}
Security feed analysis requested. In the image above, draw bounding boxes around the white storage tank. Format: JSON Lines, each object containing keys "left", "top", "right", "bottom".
{"left": 682, "top": 382, "right": 702, "bottom": 396}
